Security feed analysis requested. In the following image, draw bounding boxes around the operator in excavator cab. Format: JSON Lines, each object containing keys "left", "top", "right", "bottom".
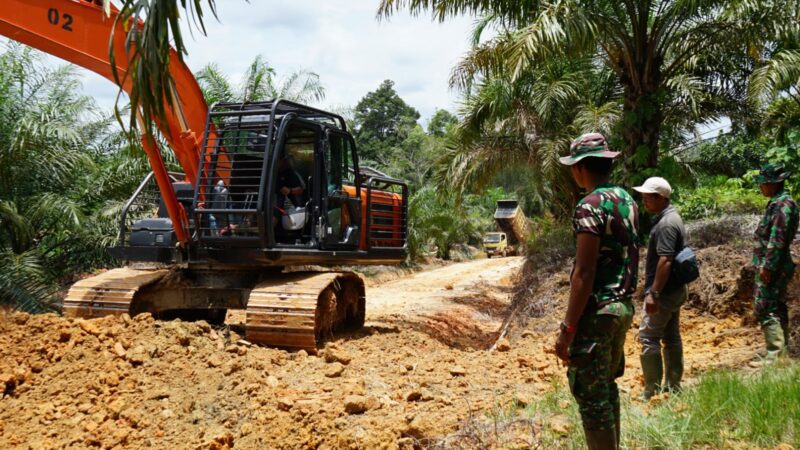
{"left": 272, "top": 155, "right": 307, "bottom": 233}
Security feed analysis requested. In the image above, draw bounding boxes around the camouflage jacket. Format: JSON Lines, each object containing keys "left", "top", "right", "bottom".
{"left": 753, "top": 190, "right": 799, "bottom": 271}
{"left": 572, "top": 182, "right": 640, "bottom": 305}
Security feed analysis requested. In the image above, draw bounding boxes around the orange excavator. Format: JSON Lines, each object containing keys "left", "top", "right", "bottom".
{"left": 0, "top": 0, "right": 408, "bottom": 351}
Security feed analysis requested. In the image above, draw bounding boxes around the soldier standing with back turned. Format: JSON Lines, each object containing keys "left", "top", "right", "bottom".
{"left": 753, "top": 163, "right": 798, "bottom": 360}
{"left": 555, "top": 133, "right": 639, "bottom": 450}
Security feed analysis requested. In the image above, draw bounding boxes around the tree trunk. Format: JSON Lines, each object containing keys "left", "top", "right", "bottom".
{"left": 621, "top": 83, "right": 663, "bottom": 172}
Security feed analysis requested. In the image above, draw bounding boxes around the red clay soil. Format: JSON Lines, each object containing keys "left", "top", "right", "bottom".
{"left": 0, "top": 244, "right": 791, "bottom": 449}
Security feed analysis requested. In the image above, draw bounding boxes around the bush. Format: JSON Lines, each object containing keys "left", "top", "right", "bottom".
{"left": 685, "top": 214, "right": 760, "bottom": 248}
{"left": 406, "top": 188, "right": 481, "bottom": 262}
{"left": 693, "top": 133, "right": 769, "bottom": 178}
{"left": 524, "top": 214, "right": 575, "bottom": 272}
{"left": 507, "top": 215, "right": 574, "bottom": 320}
{"left": 674, "top": 176, "right": 764, "bottom": 221}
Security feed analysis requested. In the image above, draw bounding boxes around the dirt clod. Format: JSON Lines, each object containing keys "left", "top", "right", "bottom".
{"left": 449, "top": 365, "right": 466, "bottom": 376}
{"left": 206, "top": 354, "right": 223, "bottom": 368}
{"left": 496, "top": 338, "right": 512, "bottom": 352}
{"left": 548, "top": 414, "right": 573, "bottom": 435}
{"left": 78, "top": 320, "right": 101, "bottom": 336}
{"left": 324, "top": 362, "right": 344, "bottom": 378}
{"left": 323, "top": 347, "right": 352, "bottom": 365}
{"left": 344, "top": 395, "right": 375, "bottom": 414}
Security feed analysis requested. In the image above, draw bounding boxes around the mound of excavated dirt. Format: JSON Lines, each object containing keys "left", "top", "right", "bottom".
{"left": 0, "top": 310, "right": 567, "bottom": 449}
{"left": 689, "top": 244, "right": 755, "bottom": 318}
{"left": 0, "top": 240, "right": 793, "bottom": 449}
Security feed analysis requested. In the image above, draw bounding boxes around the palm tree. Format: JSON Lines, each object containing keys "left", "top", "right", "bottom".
{"left": 434, "top": 55, "right": 621, "bottom": 216}
{"left": 0, "top": 44, "right": 122, "bottom": 312}
{"left": 379, "top": 0, "right": 799, "bottom": 170}
{"left": 196, "top": 56, "right": 325, "bottom": 105}
{"left": 0, "top": 44, "right": 98, "bottom": 311}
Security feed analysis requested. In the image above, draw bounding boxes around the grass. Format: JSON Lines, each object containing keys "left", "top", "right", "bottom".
{"left": 623, "top": 363, "right": 799, "bottom": 449}
{"left": 471, "top": 362, "right": 800, "bottom": 449}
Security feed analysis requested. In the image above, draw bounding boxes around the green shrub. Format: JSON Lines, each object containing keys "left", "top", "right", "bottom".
{"left": 525, "top": 214, "right": 574, "bottom": 272}
{"left": 692, "top": 133, "right": 769, "bottom": 178}
{"left": 674, "top": 176, "right": 763, "bottom": 221}
{"left": 763, "top": 128, "right": 800, "bottom": 195}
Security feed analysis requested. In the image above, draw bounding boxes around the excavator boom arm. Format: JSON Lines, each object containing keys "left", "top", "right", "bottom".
{"left": 0, "top": 0, "right": 211, "bottom": 245}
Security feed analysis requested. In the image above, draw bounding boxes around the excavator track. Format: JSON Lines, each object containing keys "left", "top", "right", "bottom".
{"left": 245, "top": 271, "right": 365, "bottom": 352}
{"left": 64, "top": 268, "right": 366, "bottom": 352}
{"left": 63, "top": 268, "right": 169, "bottom": 319}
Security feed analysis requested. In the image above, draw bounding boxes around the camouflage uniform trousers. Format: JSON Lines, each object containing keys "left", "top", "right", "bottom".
{"left": 567, "top": 299, "right": 634, "bottom": 430}
{"left": 754, "top": 258, "right": 795, "bottom": 326}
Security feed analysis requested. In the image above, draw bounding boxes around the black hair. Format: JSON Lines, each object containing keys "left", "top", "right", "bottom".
{"left": 576, "top": 156, "right": 613, "bottom": 176}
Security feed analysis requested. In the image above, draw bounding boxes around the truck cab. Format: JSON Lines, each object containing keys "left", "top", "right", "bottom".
{"left": 483, "top": 232, "right": 508, "bottom": 258}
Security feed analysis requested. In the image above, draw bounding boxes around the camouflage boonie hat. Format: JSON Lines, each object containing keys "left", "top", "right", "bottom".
{"left": 755, "top": 162, "right": 790, "bottom": 184}
{"left": 559, "top": 132, "right": 620, "bottom": 166}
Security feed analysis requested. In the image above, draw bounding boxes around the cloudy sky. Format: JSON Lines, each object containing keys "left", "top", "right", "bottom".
{"left": 4, "top": 1, "right": 476, "bottom": 123}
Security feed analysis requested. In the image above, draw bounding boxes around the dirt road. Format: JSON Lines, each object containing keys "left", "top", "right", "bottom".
{"left": 368, "top": 256, "right": 523, "bottom": 318}
{"left": 365, "top": 257, "right": 524, "bottom": 349}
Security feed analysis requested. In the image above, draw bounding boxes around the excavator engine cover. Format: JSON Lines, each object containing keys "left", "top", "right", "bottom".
{"left": 130, "top": 218, "right": 176, "bottom": 247}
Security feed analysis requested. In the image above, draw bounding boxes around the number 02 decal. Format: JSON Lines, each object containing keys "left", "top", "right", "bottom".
{"left": 47, "top": 8, "right": 74, "bottom": 32}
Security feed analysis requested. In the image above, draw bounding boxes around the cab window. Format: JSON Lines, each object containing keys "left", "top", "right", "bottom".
{"left": 327, "top": 133, "right": 357, "bottom": 193}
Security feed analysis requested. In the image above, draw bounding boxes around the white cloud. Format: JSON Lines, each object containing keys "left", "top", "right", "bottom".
{"left": 2, "top": 1, "right": 475, "bottom": 122}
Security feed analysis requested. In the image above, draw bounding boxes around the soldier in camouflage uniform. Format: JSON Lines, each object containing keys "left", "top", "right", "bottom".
{"left": 555, "top": 133, "right": 639, "bottom": 450}
{"left": 753, "top": 163, "right": 798, "bottom": 360}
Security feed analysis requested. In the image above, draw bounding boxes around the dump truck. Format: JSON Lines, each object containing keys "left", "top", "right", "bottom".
{"left": 482, "top": 232, "right": 510, "bottom": 258}
{"left": 483, "top": 200, "right": 529, "bottom": 257}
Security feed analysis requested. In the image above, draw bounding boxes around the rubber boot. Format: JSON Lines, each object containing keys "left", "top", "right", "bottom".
{"left": 614, "top": 401, "right": 621, "bottom": 449}
{"left": 662, "top": 347, "right": 684, "bottom": 393}
{"left": 584, "top": 427, "right": 617, "bottom": 450}
{"left": 640, "top": 353, "right": 663, "bottom": 400}
{"left": 762, "top": 320, "right": 787, "bottom": 360}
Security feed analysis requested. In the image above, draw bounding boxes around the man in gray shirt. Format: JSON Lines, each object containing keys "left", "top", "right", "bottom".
{"left": 633, "top": 177, "right": 687, "bottom": 400}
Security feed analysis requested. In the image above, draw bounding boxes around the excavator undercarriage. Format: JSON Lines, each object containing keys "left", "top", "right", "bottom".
{"left": 64, "top": 268, "right": 366, "bottom": 352}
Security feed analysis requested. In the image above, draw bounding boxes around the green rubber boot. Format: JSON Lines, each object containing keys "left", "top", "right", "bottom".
{"left": 584, "top": 427, "right": 617, "bottom": 450}
{"left": 614, "top": 403, "right": 621, "bottom": 450}
{"left": 762, "top": 320, "right": 787, "bottom": 360}
{"left": 640, "top": 353, "right": 663, "bottom": 400}
{"left": 663, "top": 347, "right": 684, "bottom": 393}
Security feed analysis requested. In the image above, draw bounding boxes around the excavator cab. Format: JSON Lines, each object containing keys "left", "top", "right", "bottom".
{"left": 112, "top": 100, "right": 408, "bottom": 268}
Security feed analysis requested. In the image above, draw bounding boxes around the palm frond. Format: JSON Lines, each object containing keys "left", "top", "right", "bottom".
{"left": 278, "top": 70, "right": 326, "bottom": 103}
{"left": 0, "top": 248, "right": 59, "bottom": 313}
{"left": 749, "top": 49, "right": 800, "bottom": 102}
{"left": 377, "top": 0, "right": 544, "bottom": 27}
{"left": 196, "top": 62, "right": 235, "bottom": 105}
{"left": 106, "top": 0, "right": 218, "bottom": 135}
{"left": 0, "top": 201, "right": 34, "bottom": 253}
{"left": 240, "top": 55, "right": 276, "bottom": 102}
